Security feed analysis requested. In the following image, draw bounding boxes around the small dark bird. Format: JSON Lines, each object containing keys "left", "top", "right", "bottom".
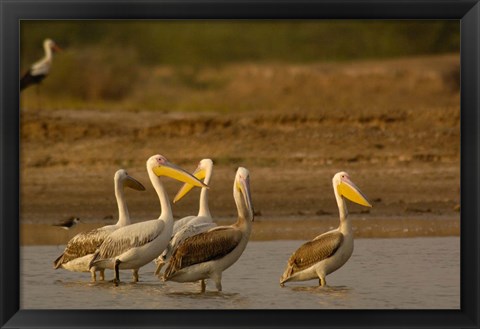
{"left": 52, "top": 217, "right": 80, "bottom": 230}
{"left": 20, "top": 38, "right": 62, "bottom": 91}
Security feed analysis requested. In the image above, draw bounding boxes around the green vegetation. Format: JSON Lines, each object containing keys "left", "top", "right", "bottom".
{"left": 20, "top": 20, "right": 459, "bottom": 109}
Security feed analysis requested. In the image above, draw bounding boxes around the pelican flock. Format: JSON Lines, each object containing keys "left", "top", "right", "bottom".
{"left": 89, "top": 155, "right": 206, "bottom": 285}
{"left": 154, "top": 158, "right": 216, "bottom": 277}
{"left": 280, "top": 171, "right": 372, "bottom": 287}
{"left": 163, "top": 167, "right": 254, "bottom": 292}
{"left": 20, "top": 38, "right": 61, "bottom": 91}
{"left": 53, "top": 169, "right": 145, "bottom": 281}
{"left": 50, "top": 151, "right": 373, "bottom": 294}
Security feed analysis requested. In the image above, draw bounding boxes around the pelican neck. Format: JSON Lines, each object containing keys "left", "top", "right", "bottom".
{"left": 114, "top": 179, "right": 130, "bottom": 226}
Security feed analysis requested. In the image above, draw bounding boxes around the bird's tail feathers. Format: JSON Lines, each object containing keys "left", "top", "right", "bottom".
{"left": 162, "top": 257, "right": 181, "bottom": 281}
{"left": 53, "top": 253, "right": 64, "bottom": 269}
{"left": 279, "top": 264, "right": 294, "bottom": 284}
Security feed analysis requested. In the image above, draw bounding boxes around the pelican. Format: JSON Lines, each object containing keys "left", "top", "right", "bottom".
{"left": 52, "top": 216, "right": 80, "bottom": 230}
{"left": 163, "top": 167, "right": 254, "bottom": 292}
{"left": 20, "top": 38, "right": 62, "bottom": 91}
{"left": 280, "top": 171, "right": 372, "bottom": 287}
{"left": 154, "top": 158, "right": 216, "bottom": 276}
{"left": 90, "top": 155, "right": 207, "bottom": 286}
{"left": 53, "top": 169, "right": 145, "bottom": 282}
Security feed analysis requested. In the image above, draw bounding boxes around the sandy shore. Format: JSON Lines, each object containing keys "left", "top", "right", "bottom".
{"left": 21, "top": 215, "right": 459, "bottom": 245}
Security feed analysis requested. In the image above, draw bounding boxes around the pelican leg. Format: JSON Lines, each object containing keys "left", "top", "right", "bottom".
{"left": 212, "top": 273, "right": 222, "bottom": 292}
{"left": 132, "top": 269, "right": 139, "bottom": 283}
{"left": 315, "top": 269, "right": 326, "bottom": 287}
{"left": 200, "top": 280, "right": 206, "bottom": 293}
{"left": 318, "top": 277, "right": 326, "bottom": 287}
{"left": 113, "top": 259, "right": 121, "bottom": 286}
{"left": 90, "top": 269, "right": 96, "bottom": 283}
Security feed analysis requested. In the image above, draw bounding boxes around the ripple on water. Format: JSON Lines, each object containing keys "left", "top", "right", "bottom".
{"left": 21, "top": 238, "right": 460, "bottom": 309}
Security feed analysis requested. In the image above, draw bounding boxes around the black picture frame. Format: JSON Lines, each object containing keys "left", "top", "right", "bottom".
{"left": 1, "top": 0, "right": 479, "bottom": 328}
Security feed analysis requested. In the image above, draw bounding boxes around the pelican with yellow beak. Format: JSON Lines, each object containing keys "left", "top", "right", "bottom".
{"left": 163, "top": 167, "right": 254, "bottom": 292}
{"left": 280, "top": 171, "right": 372, "bottom": 287}
{"left": 154, "top": 158, "right": 216, "bottom": 276}
{"left": 90, "top": 155, "right": 207, "bottom": 285}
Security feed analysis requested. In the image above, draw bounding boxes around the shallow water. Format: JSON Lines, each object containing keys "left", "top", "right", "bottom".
{"left": 21, "top": 237, "right": 459, "bottom": 309}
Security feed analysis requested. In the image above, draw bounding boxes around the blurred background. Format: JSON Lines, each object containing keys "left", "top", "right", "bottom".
{"left": 19, "top": 20, "right": 460, "bottom": 244}
{"left": 21, "top": 20, "right": 459, "bottom": 110}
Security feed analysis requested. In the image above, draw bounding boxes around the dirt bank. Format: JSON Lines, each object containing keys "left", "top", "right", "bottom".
{"left": 20, "top": 55, "right": 460, "bottom": 242}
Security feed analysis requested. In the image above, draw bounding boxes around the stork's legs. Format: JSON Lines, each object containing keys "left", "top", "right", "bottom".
{"left": 132, "top": 269, "right": 139, "bottom": 283}
{"left": 113, "top": 259, "right": 121, "bottom": 286}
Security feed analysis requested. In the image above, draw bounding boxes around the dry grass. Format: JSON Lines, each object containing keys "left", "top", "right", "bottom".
{"left": 21, "top": 54, "right": 459, "bottom": 113}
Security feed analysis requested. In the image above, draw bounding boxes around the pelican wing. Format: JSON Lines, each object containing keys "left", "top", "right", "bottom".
{"left": 164, "top": 227, "right": 242, "bottom": 279}
{"left": 285, "top": 231, "right": 344, "bottom": 276}
{"left": 96, "top": 221, "right": 164, "bottom": 260}
{"left": 154, "top": 222, "right": 216, "bottom": 275}
{"left": 53, "top": 228, "right": 111, "bottom": 269}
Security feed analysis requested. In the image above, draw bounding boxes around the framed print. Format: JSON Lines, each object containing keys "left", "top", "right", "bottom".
{"left": 1, "top": 0, "right": 479, "bottom": 328}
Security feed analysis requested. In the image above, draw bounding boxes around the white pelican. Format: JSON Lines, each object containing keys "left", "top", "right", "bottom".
{"left": 163, "top": 167, "right": 254, "bottom": 292}
{"left": 20, "top": 38, "right": 61, "bottom": 91}
{"left": 280, "top": 171, "right": 372, "bottom": 287}
{"left": 53, "top": 169, "right": 145, "bottom": 282}
{"left": 52, "top": 216, "right": 80, "bottom": 230}
{"left": 90, "top": 155, "right": 207, "bottom": 286}
{"left": 154, "top": 158, "right": 216, "bottom": 276}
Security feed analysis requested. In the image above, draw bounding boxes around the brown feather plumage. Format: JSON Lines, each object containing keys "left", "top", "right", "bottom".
{"left": 53, "top": 229, "right": 110, "bottom": 268}
{"left": 285, "top": 231, "right": 344, "bottom": 276}
{"left": 164, "top": 227, "right": 242, "bottom": 279}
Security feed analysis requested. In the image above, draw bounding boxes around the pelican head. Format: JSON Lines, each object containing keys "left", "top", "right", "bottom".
{"left": 173, "top": 158, "right": 213, "bottom": 203}
{"left": 147, "top": 154, "right": 208, "bottom": 188}
{"left": 44, "top": 39, "right": 62, "bottom": 53}
{"left": 115, "top": 169, "right": 145, "bottom": 191}
{"left": 234, "top": 167, "right": 254, "bottom": 221}
{"left": 333, "top": 171, "right": 372, "bottom": 207}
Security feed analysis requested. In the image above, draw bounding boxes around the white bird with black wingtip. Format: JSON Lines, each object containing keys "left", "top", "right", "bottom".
{"left": 21, "top": 38, "right": 62, "bottom": 91}
{"left": 52, "top": 216, "right": 80, "bottom": 230}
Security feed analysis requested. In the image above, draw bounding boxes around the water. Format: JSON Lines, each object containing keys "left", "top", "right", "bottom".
{"left": 21, "top": 237, "right": 459, "bottom": 309}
